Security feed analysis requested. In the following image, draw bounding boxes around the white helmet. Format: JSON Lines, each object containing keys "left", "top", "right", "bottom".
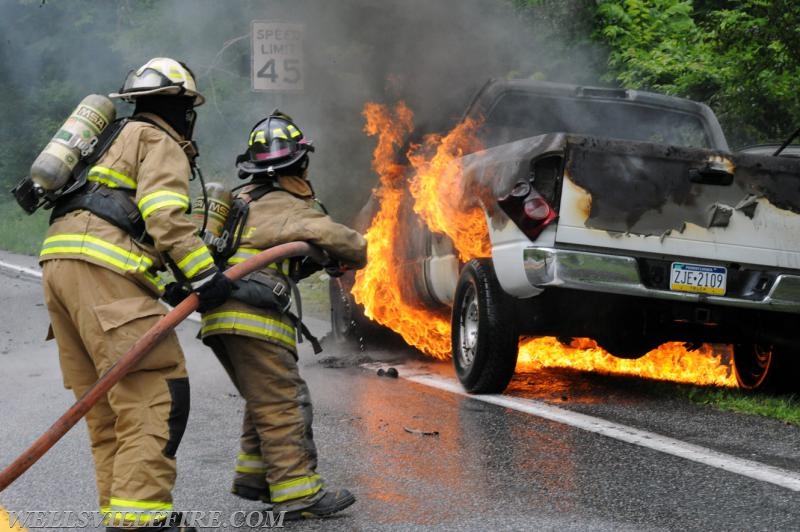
{"left": 109, "top": 57, "right": 205, "bottom": 106}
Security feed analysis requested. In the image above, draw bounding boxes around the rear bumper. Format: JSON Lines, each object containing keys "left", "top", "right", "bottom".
{"left": 523, "top": 247, "right": 800, "bottom": 314}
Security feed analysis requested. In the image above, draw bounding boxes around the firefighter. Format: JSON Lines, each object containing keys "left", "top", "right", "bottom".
{"left": 198, "top": 111, "right": 367, "bottom": 519}
{"left": 39, "top": 57, "right": 234, "bottom": 531}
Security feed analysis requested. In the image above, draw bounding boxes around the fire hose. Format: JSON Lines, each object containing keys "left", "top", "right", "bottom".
{"left": 0, "top": 241, "right": 324, "bottom": 492}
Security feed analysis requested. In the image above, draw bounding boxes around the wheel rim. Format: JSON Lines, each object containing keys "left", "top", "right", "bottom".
{"left": 457, "top": 283, "right": 479, "bottom": 369}
{"left": 733, "top": 344, "right": 773, "bottom": 390}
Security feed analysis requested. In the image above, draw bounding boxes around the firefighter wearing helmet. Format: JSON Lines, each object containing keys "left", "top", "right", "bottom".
{"left": 39, "top": 57, "right": 233, "bottom": 531}
{"left": 198, "top": 110, "right": 367, "bottom": 519}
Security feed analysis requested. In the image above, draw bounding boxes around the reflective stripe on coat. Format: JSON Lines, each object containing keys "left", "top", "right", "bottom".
{"left": 39, "top": 113, "right": 216, "bottom": 291}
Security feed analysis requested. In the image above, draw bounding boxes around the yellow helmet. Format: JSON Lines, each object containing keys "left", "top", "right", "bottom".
{"left": 109, "top": 57, "right": 205, "bottom": 106}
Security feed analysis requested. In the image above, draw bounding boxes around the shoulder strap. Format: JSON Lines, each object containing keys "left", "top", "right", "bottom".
{"left": 212, "top": 181, "right": 282, "bottom": 264}
{"left": 73, "top": 118, "right": 129, "bottom": 181}
{"left": 235, "top": 180, "right": 283, "bottom": 202}
{"left": 47, "top": 117, "right": 151, "bottom": 241}
{"left": 45, "top": 118, "right": 131, "bottom": 201}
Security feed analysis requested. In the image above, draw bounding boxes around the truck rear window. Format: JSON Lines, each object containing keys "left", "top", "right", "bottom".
{"left": 480, "top": 92, "right": 712, "bottom": 149}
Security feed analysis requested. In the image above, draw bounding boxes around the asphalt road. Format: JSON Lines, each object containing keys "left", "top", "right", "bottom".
{"left": 1, "top": 251, "right": 799, "bottom": 531}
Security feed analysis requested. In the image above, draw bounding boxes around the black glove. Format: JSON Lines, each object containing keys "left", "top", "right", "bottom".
{"left": 291, "top": 256, "right": 324, "bottom": 282}
{"left": 191, "top": 269, "right": 236, "bottom": 313}
{"left": 324, "top": 261, "right": 346, "bottom": 278}
{"left": 162, "top": 282, "right": 192, "bottom": 307}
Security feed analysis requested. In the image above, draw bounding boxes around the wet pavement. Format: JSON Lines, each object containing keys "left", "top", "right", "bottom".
{"left": 0, "top": 252, "right": 799, "bottom": 531}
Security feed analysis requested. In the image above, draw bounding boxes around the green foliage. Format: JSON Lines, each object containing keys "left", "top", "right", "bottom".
{"left": 0, "top": 0, "right": 124, "bottom": 188}
{"left": 511, "top": 0, "right": 800, "bottom": 146}
{"left": 297, "top": 270, "right": 333, "bottom": 321}
{"left": 592, "top": 0, "right": 800, "bottom": 147}
{"left": 595, "top": 0, "right": 720, "bottom": 100}
{"left": 706, "top": 1, "right": 800, "bottom": 145}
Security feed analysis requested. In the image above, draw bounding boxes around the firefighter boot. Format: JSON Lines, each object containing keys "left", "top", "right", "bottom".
{"left": 282, "top": 488, "right": 356, "bottom": 521}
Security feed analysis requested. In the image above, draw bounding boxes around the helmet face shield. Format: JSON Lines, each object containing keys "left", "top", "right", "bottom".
{"left": 122, "top": 67, "right": 179, "bottom": 93}
{"left": 250, "top": 136, "right": 294, "bottom": 161}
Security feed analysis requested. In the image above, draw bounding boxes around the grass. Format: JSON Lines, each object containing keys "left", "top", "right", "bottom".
{"left": 297, "top": 270, "right": 331, "bottom": 320}
{"left": 0, "top": 200, "right": 49, "bottom": 255}
{"left": 541, "top": 368, "right": 800, "bottom": 427}
{"left": 634, "top": 378, "right": 800, "bottom": 426}
{"left": 681, "top": 386, "right": 800, "bottom": 426}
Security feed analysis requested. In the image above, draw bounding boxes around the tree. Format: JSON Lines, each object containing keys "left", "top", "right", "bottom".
{"left": 593, "top": 0, "right": 800, "bottom": 147}
{"left": 704, "top": 1, "right": 800, "bottom": 145}
{"left": 595, "top": 0, "right": 720, "bottom": 100}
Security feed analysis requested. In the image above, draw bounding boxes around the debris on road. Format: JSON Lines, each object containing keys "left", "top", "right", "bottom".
{"left": 403, "top": 426, "right": 439, "bottom": 437}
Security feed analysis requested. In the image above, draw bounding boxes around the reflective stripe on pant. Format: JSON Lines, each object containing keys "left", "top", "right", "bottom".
{"left": 42, "top": 259, "right": 189, "bottom": 517}
{"left": 106, "top": 498, "right": 172, "bottom": 527}
{"left": 204, "top": 334, "right": 321, "bottom": 507}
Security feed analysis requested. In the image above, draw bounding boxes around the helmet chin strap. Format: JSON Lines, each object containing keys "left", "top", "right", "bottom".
{"left": 178, "top": 140, "right": 199, "bottom": 163}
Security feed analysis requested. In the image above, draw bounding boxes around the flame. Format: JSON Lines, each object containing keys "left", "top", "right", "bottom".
{"left": 406, "top": 117, "right": 490, "bottom": 260}
{"left": 353, "top": 100, "right": 737, "bottom": 387}
{"left": 352, "top": 102, "right": 451, "bottom": 358}
{"left": 518, "top": 338, "right": 735, "bottom": 386}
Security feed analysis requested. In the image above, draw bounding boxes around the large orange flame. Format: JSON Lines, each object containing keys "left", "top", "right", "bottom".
{"left": 352, "top": 101, "right": 736, "bottom": 387}
{"left": 352, "top": 103, "right": 451, "bottom": 358}
{"left": 517, "top": 338, "right": 734, "bottom": 386}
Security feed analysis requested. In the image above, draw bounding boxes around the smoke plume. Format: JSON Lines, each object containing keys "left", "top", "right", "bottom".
{"left": 0, "top": 0, "right": 601, "bottom": 222}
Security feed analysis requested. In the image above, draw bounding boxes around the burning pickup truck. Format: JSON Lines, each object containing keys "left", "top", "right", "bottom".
{"left": 333, "top": 78, "right": 800, "bottom": 394}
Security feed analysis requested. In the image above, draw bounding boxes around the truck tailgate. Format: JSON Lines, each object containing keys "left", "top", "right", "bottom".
{"left": 558, "top": 137, "right": 800, "bottom": 270}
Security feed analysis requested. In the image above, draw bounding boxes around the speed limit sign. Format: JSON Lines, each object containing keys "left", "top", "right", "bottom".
{"left": 251, "top": 21, "right": 304, "bottom": 92}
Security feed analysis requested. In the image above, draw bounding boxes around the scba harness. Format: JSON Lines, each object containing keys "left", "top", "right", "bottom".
{"left": 205, "top": 181, "right": 323, "bottom": 354}
{"left": 15, "top": 117, "right": 170, "bottom": 245}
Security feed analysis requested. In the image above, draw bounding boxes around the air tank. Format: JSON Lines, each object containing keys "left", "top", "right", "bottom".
{"left": 29, "top": 94, "right": 116, "bottom": 191}
{"left": 192, "top": 182, "right": 233, "bottom": 240}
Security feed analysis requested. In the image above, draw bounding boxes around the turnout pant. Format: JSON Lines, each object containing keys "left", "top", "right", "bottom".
{"left": 204, "top": 334, "right": 322, "bottom": 511}
{"left": 42, "top": 259, "right": 189, "bottom": 527}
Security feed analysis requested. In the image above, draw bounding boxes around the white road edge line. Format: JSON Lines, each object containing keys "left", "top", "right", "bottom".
{"left": 363, "top": 362, "right": 800, "bottom": 492}
{"left": 0, "top": 259, "right": 42, "bottom": 281}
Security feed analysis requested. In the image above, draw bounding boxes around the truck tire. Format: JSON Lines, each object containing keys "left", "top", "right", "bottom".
{"left": 329, "top": 276, "right": 402, "bottom": 347}
{"left": 451, "top": 258, "right": 519, "bottom": 393}
{"left": 329, "top": 277, "right": 357, "bottom": 341}
{"left": 733, "top": 343, "right": 799, "bottom": 394}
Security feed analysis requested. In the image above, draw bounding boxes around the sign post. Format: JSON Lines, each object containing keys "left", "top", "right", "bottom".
{"left": 251, "top": 21, "right": 304, "bottom": 93}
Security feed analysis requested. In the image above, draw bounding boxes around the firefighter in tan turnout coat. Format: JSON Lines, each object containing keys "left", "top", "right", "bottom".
{"left": 39, "top": 58, "right": 233, "bottom": 531}
{"left": 199, "top": 111, "right": 367, "bottom": 519}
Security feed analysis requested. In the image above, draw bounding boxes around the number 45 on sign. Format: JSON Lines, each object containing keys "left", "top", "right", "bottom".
{"left": 251, "top": 21, "right": 304, "bottom": 92}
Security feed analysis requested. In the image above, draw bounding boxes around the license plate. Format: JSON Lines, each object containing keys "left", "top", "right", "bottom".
{"left": 670, "top": 262, "right": 727, "bottom": 296}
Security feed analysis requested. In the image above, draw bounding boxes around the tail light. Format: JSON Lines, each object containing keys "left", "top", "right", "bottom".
{"left": 498, "top": 155, "right": 562, "bottom": 240}
{"left": 523, "top": 194, "right": 552, "bottom": 220}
